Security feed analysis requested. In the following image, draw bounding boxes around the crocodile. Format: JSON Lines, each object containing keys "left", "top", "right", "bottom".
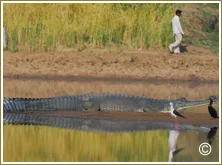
{"left": 3, "top": 113, "right": 217, "bottom": 133}
{"left": 3, "top": 94, "right": 217, "bottom": 113}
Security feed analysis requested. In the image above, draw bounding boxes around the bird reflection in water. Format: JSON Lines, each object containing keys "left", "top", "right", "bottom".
{"left": 207, "top": 127, "right": 218, "bottom": 145}
{"left": 168, "top": 130, "right": 184, "bottom": 162}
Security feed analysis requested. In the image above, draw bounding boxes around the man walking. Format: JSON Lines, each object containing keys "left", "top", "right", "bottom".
{"left": 169, "top": 10, "right": 184, "bottom": 54}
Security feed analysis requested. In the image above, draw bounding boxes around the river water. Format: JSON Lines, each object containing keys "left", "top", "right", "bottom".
{"left": 3, "top": 77, "right": 219, "bottom": 162}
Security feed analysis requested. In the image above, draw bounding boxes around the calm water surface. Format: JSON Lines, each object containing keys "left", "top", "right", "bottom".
{"left": 3, "top": 78, "right": 219, "bottom": 162}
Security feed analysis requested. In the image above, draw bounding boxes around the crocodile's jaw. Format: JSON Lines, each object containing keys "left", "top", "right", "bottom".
{"left": 176, "top": 100, "right": 212, "bottom": 111}
{"left": 162, "top": 99, "right": 215, "bottom": 113}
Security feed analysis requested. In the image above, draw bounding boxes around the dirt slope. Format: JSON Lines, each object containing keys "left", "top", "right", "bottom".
{"left": 3, "top": 46, "right": 219, "bottom": 82}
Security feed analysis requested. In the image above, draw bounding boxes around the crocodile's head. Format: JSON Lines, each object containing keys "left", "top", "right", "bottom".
{"left": 163, "top": 96, "right": 218, "bottom": 112}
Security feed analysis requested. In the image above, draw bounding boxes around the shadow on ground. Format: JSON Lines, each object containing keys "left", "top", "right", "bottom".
{"left": 180, "top": 45, "right": 188, "bottom": 53}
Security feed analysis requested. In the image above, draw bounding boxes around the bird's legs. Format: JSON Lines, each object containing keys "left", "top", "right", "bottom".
{"left": 174, "top": 118, "right": 176, "bottom": 131}
{"left": 176, "top": 117, "right": 179, "bottom": 131}
{"left": 175, "top": 117, "right": 178, "bottom": 131}
{"left": 174, "top": 118, "right": 179, "bottom": 145}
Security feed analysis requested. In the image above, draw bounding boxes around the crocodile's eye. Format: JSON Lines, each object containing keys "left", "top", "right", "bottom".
{"left": 176, "top": 97, "right": 187, "bottom": 102}
{"left": 177, "top": 97, "right": 186, "bottom": 101}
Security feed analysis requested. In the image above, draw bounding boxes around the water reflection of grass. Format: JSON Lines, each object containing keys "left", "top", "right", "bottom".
{"left": 3, "top": 125, "right": 219, "bottom": 162}
{"left": 3, "top": 125, "right": 169, "bottom": 162}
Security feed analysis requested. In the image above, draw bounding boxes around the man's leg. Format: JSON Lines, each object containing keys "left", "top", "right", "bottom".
{"left": 174, "top": 34, "right": 183, "bottom": 53}
{"left": 174, "top": 46, "right": 180, "bottom": 54}
{"left": 169, "top": 33, "right": 182, "bottom": 53}
{"left": 169, "top": 37, "right": 176, "bottom": 53}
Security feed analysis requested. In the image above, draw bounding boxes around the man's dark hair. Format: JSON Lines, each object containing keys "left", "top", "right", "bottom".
{"left": 176, "top": 10, "right": 182, "bottom": 15}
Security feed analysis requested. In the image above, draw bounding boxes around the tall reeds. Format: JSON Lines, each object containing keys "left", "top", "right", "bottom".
{"left": 3, "top": 4, "right": 178, "bottom": 52}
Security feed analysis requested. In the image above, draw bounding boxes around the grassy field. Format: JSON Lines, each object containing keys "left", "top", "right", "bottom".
{"left": 3, "top": 3, "right": 178, "bottom": 52}
{"left": 3, "top": 4, "right": 175, "bottom": 52}
{"left": 181, "top": 3, "right": 219, "bottom": 55}
{"left": 3, "top": 3, "right": 218, "bottom": 54}
{"left": 3, "top": 3, "right": 219, "bottom": 53}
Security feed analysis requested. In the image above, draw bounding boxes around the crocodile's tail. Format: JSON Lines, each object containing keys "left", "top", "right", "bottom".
{"left": 3, "top": 96, "right": 83, "bottom": 113}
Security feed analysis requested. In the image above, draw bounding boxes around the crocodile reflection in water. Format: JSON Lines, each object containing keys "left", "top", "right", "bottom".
{"left": 3, "top": 113, "right": 218, "bottom": 133}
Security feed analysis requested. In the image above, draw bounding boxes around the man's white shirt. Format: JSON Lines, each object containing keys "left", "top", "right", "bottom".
{"left": 172, "top": 15, "right": 184, "bottom": 35}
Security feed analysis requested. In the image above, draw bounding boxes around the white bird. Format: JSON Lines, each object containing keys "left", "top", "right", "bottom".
{"left": 169, "top": 102, "right": 186, "bottom": 131}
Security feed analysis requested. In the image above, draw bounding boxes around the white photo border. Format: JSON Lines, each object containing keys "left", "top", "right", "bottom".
{"left": 1, "top": 1, "right": 221, "bottom": 164}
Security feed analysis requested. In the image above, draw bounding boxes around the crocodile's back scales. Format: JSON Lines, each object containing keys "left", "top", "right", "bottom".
{"left": 85, "top": 94, "right": 147, "bottom": 112}
{"left": 3, "top": 95, "right": 83, "bottom": 112}
{"left": 4, "top": 94, "right": 212, "bottom": 113}
{"left": 3, "top": 94, "right": 151, "bottom": 113}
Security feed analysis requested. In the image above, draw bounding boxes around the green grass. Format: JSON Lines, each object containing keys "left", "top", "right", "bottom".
{"left": 3, "top": 3, "right": 219, "bottom": 54}
{"left": 183, "top": 3, "right": 219, "bottom": 55}
{"left": 3, "top": 3, "right": 178, "bottom": 52}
